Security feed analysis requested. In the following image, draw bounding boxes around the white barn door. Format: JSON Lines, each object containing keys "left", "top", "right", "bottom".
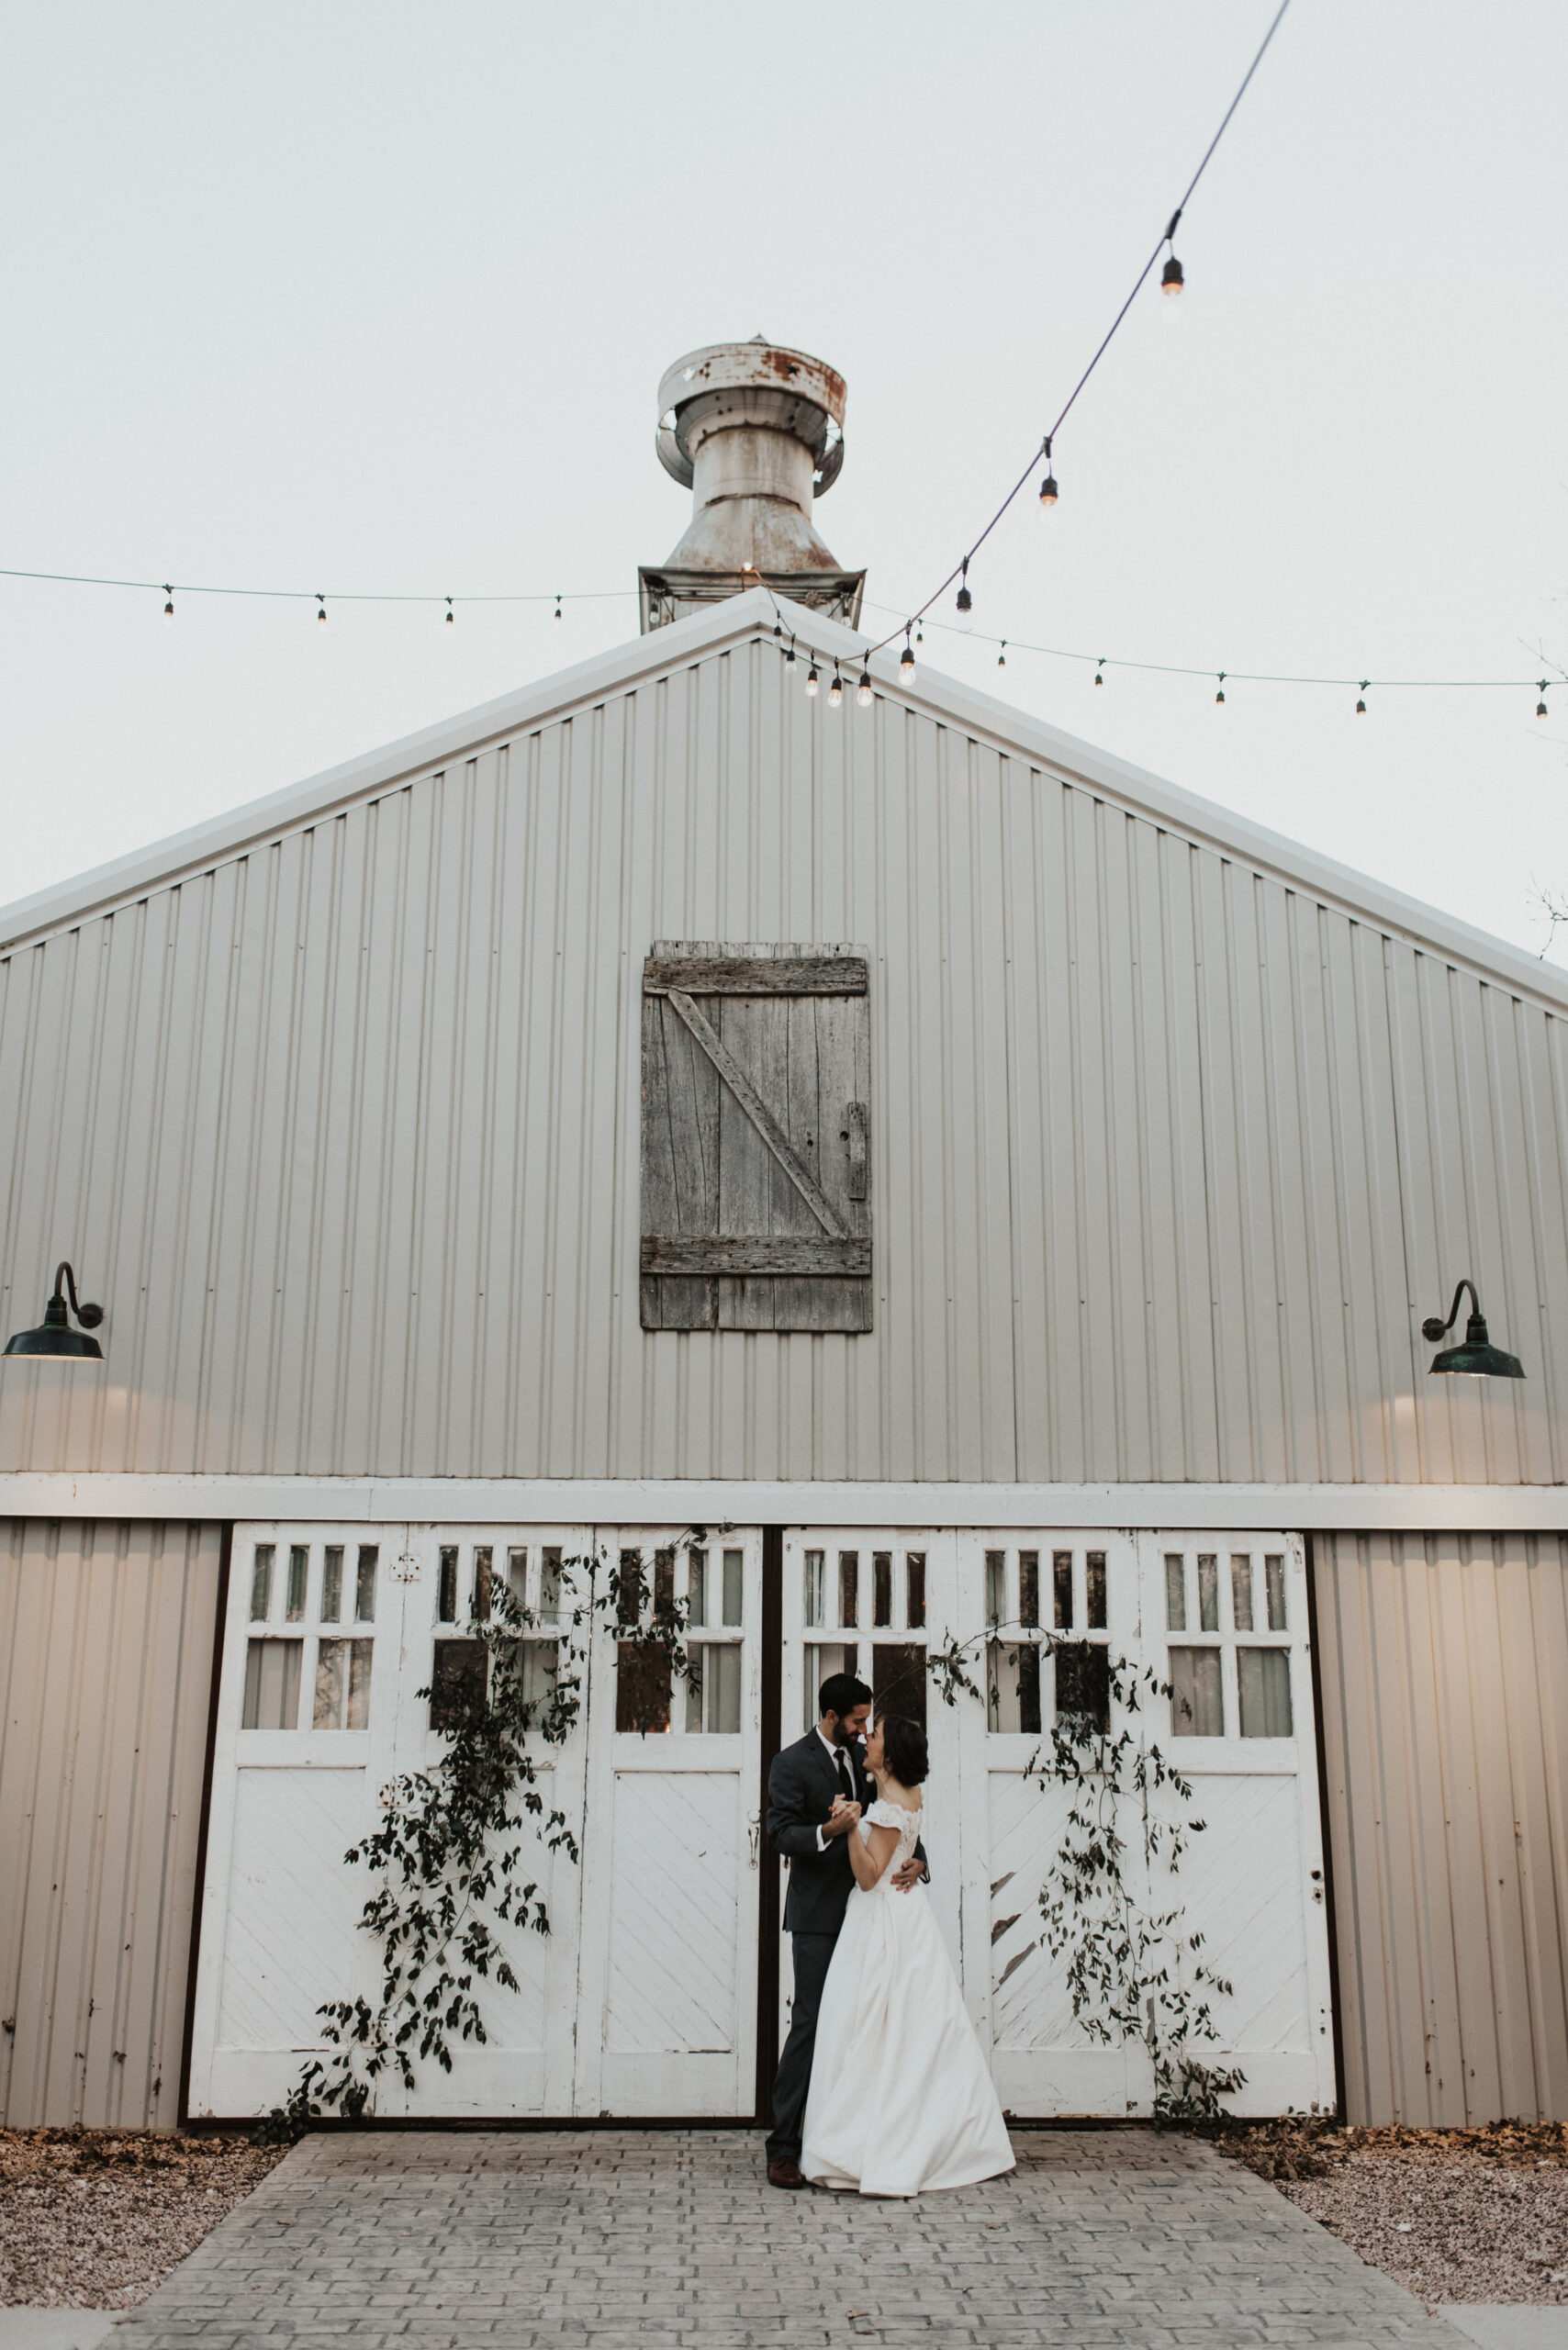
{"left": 191, "top": 1523, "right": 761, "bottom": 2121}
{"left": 953, "top": 1529, "right": 1335, "bottom": 2118}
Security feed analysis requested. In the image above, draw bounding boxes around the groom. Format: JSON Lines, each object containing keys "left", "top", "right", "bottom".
{"left": 763, "top": 1672, "right": 927, "bottom": 2188}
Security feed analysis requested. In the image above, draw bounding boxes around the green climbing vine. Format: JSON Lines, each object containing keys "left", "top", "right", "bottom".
{"left": 256, "top": 1528, "right": 716, "bottom": 2143}
{"left": 926, "top": 1625, "right": 1244, "bottom": 2121}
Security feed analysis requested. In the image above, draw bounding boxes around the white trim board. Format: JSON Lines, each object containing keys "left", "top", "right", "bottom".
{"left": 4, "top": 587, "right": 1566, "bottom": 1017}
{"left": 0, "top": 1474, "right": 1562, "bottom": 1532}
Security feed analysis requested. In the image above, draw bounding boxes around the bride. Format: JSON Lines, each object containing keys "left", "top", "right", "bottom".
{"left": 800, "top": 1714, "right": 1015, "bottom": 2198}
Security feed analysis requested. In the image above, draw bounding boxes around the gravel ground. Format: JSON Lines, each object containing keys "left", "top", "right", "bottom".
{"left": 1213, "top": 2119, "right": 1568, "bottom": 2307}
{"left": 0, "top": 2130, "right": 286, "bottom": 2310}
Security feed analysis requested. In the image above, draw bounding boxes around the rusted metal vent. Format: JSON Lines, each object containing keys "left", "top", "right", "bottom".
{"left": 639, "top": 337, "right": 865, "bottom": 632}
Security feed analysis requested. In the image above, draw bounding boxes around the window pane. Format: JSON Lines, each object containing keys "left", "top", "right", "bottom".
{"left": 985, "top": 1550, "right": 1005, "bottom": 1627}
{"left": 286, "top": 1546, "right": 308, "bottom": 1621}
{"left": 1197, "top": 1554, "right": 1219, "bottom": 1632}
{"left": 618, "top": 1549, "right": 644, "bottom": 1626}
{"left": 320, "top": 1546, "right": 343, "bottom": 1624}
{"left": 722, "top": 1549, "right": 744, "bottom": 1627}
{"left": 691, "top": 1643, "right": 742, "bottom": 1735}
{"left": 688, "top": 1550, "right": 707, "bottom": 1628}
{"left": 354, "top": 1547, "right": 378, "bottom": 1623}
{"left": 1238, "top": 1647, "right": 1293, "bottom": 1737}
{"left": 521, "top": 1641, "right": 558, "bottom": 1712}
{"left": 1169, "top": 1647, "right": 1224, "bottom": 1736}
{"left": 804, "top": 1642, "right": 858, "bottom": 1730}
{"left": 1266, "top": 1555, "right": 1287, "bottom": 1630}
{"left": 1053, "top": 1550, "right": 1073, "bottom": 1630}
{"left": 507, "top": 1547, "right": 528, "bottom": 1608}
{"left": 616, "top": 1640, "right": 671, "bottom": 1734}
{"left": 872, "top": 1551, "right": 892, "bottom": 1628}
{"left": 437, "top": 1546, "right": 458, "bottom": 1624}
{"left": 242, "top": 1638, "right": 301, "bottom": 1730}
{"left": 654, "top": 1548, "right": 676, "bottom": 1617}
{"left": 872, "top": 1642, "right": 927, "bottom": 1731}
{"left": 249, "top": 1545, "right": 274, "bottom": 1623}
{"left": 313, "top": 1639, "right": 345, "bottom": 1729}
{"left": 473, "top": 1547, "right": 493, "bottom": 1622}
{"left": 986, "top": 1640, "right": 1018, "bottom": 1734}
{"left": 1019, "top": 1551, "right": 1039, "bottom": 1629}
{"left": 431, "top": 1639, "right": 487, "bottom": 1730}
{"left": 1231, "top": 1554, "right": 1254, "bottom": 1631}
{"left": 905, "top": 1554, "right": 926, "bottom": 1629}
{"left": 540, "top": 1547, "right": 562, "bottom": 1626}
{"left": 802, "top": 1550, "right": 824, "bottom": 1629}
{"left": 838, "top": 1551, "right": 859, "bottom": 1629}
{"left": 1054, "top": 1642, "right": 1110, "bottom": 1733}
{"left": 1164, "top": 1553, "right": 1186, "bottom": 1631}
{"left": 1017, "top": 1644, "right": 1042, "bottom": 1735}
{"left": 1086, "top": 1551, "right": 1107, "bottom": 1631}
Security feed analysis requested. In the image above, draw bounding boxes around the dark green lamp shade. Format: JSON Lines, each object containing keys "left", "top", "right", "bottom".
{"left": 1425, "top": 1309, "right": 1524, "bottom": 1380}
{"left": 4, "top": 1292, "right": 104, "bottom": 1360}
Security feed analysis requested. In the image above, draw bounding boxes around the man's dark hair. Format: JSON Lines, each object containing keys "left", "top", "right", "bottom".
{"left": 878, "top": 1715, "right": 929, "bottom": 1787}
{"left": 819, "top": 1672, "right": 872, "bottom": 1722}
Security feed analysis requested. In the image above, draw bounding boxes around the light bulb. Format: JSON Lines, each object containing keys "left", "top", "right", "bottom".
{"left": 1093, "top": 663, "right": 1104, "bottom": 688}
{"left": 1161, "top": 255, "right": 1183, "bottom": 298}
{"left": 1215, "top": 675, "right": 1226, "bottom": 705}
{"left": 162, "top": 590, "right": 174, "bottom": 620}
{"left": 955, "top": 570, "right": 973, "bottom": 632}
{"left": 317, "top": 598, "right": 327, "bottom": 624}
{"left": 997, "top": 643, "right": 1007, "bottom": 669}
{"left": 857, "top": 668, "right": 872, "bottom": 708}
{"left": 1355, "top": 682, "right": 1368, "bottom": 714}
{"left": 900, "top": 640, "right": 915, "bottom": 682}
{"left": 1036, "top": 473, "right": 1059, "bottom": 520}
{"left": 784, "top": 643, "right": 796, "bottom": 668}
{"left": 554, "top": 596, "right": 563, "bottom": 621}
{"left": 1538, "top": 683, "right": 1550, "bottom": 719}
{"left": 829, "top": 670, "right": 844, "bottom": 709}
{"left": 445, "top": 599, "right": 454, "bottom": 625}
{"left": 806, "top": 664, "right": 819, "bottom": 698}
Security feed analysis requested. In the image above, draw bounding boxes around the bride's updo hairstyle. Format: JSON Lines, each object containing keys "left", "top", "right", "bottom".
{"left": 878, "top": 1715, "right": 928, "bottom": 1787}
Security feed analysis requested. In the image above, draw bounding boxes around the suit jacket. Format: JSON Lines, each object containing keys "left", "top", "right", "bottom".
{"left": 766, "top": 1729, "right": 928, "bottom": 1936}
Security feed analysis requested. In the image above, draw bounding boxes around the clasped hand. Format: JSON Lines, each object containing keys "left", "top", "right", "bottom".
{"left": 826, "top": 1796, "right": 922, "bottom": 1892}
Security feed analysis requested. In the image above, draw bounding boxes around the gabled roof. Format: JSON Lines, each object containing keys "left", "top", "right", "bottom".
{"left": 5, "top": 586, "right": 1564, "bottom": 1013}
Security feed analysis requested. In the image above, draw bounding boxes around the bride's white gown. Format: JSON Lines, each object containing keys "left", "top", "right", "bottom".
{"left": 800, "top": 1798, "right": 1016, "bottom": 2197}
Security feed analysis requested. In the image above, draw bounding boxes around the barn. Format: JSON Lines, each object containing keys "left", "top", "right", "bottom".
{"left": 3, "top": 341, "right": 1565, "bottom": 2137}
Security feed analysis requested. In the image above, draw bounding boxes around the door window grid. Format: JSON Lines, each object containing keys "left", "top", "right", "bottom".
{"left": 615, "top": 1544, "right": 747, "bottom": 1736}
{"left": 1164, "top": 1547, "right": 1294, "bottom": 1740}
{"left": 986, "top": 1547, "right": 1112, "bottom": 1735}
{"left": 241, "top": 1538, "right": 380, "bottom": 1731}
{"left": 800, "top": 1546, "right": 927, "bottom": 1731}
{"left": 431, "top": 1542, "right": 563, "bottom": 1732}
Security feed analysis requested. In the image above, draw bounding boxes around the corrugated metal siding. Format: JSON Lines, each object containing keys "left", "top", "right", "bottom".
{"left": 1314, "top": 1528, "right": 1568, "bottom": 2123}
{"left": 0, "top": 1518, "right": 221, "bottom": 2126}
{"left": 2, "top": 634, "right": 1564, "bottom": 1481}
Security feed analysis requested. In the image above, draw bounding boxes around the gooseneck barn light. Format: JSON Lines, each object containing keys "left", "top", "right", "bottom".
{"left": 1421, "top": 1280, "right": 1524, "bottom": 1379}
{"left": 4, "top": 1262, "right": 106, "bottom": 1360}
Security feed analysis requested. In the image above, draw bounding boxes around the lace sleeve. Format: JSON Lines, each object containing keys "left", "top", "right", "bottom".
{"left": 864, "top": 1799, "right": 909, "bottom": 1830}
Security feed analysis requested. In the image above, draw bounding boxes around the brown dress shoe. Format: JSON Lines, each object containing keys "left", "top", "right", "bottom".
{"left": 767, "top": 2155, "right": 806, "bottom": 2188}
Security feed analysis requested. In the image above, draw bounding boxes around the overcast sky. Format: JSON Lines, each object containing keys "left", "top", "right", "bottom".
{"left": 4, "top": 2, "right": 1564, "bottom": 964}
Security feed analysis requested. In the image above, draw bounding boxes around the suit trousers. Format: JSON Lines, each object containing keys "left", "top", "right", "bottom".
{"left": 765, "top": 1930, "right": 838, "bottom": 2161}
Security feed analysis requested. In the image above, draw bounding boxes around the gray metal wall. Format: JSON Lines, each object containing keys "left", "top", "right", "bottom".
{"left": 0, "top": 1518, "right": 221, "bottom": 2127}
{"left": 1314, "top": 1528, "right": 1568, "bottom": 2124}
{"left": 2, "top": 632, "right": 1563, "bottom": 1482}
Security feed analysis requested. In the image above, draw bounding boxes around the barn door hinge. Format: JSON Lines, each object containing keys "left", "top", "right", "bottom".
{"left": 844, "top": 1101, "right": 868, "bottom": 1201}
{"left": 747, "top": 1811, "right": 762, "bottom": 1868}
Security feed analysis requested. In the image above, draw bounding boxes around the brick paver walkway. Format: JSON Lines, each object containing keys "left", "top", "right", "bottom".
{"left": 107, "top": 2128, "right": 1463, "bottom": 2349}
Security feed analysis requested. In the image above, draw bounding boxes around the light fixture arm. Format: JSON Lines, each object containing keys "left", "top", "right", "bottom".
{"left": 51, "top": 1261, "right": 105, "bottom": 1330}
{"left": 1422, "top": 1280, "right": 1481, "bottom": 1344}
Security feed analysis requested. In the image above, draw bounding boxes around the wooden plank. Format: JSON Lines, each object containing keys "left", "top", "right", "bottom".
{"left": 644, "top": 956, "right": 868, "bottom": 996}
{"left": 643, "top": 1236, "right": 870, "bottom": 1276}
{"left": 664, "top": 989, "right": 849, "bottom": 1239}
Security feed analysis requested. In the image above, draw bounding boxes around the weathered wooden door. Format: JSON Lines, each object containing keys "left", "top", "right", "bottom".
{"left": 641, "top": 942, "right": 871, "bottom": 1330}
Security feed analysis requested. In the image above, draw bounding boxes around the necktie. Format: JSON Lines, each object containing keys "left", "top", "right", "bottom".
{"left": 834, "top": 1746, "right": 855, "bottom": 1803}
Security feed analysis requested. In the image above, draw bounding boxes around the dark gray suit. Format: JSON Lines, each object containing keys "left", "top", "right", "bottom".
{"left": 764, "top": 1729, "right": 926, "bottom": 2162}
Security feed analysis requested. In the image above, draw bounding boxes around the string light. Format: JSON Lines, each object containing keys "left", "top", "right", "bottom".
{"left": 1036, "top": 440, "right": 1059, "bottom": 516}
{"left": 554, "top": 595, "right": 563, "bottom": 621}
{"left": 1355, "top": 681, "right": 1369, "bottom": 713}
{"left": 316, "top": 596, "right": 327, "bottom": 625}
{"left": 162, "top": 585, "right": 174, "bottom": 621}
{"left": 900, "top": 629, "right": 915, "bottom": 682}
{"left": 829, "top": 664, "right": 844, "bottom": 709}
{"left": 784, "top": 635, "right": 797, "bottom": 669}
{"left": 445, "top": 599, "right": 454, "bottom": 625}
{"left": 915, "top": 621, "right": 924, "bottom": 649}
{"left": 1215, "top": 672, "right": 1226, "bottom": 704}
{"left": 1539, "top": 682, "right": 1550, "bottom": 719}
{"left": 956, "top": 558, "right": 973, "bottom": 632}
{"left": 806, "top": 661, "right": 819, "bottom": 698}
{"left": 1093, "top": 660, "right": 1105, "bottom": 688}
{"left": 998, "top": 642, "right": 1007, "bottom": 668}
{"left": 857, "top": 665, "right": 873, "bottom": 708}
{"left": 1160, "top": 211, "right": 1185, "bottom": 326}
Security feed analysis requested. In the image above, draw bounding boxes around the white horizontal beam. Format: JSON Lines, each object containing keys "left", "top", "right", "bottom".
{"left": 0, "top": 1473, "right": 1563, "bottom": 1532}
